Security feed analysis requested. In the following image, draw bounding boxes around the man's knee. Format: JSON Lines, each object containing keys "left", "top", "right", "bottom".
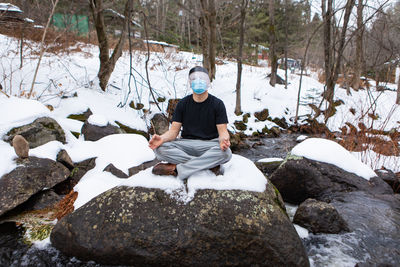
{"left": 210, "top": 146, "right": 232, "bottom": 163}
{"left": 154, "top": 143, "right": 172, "bottom": 159}
{"left": 222, "top": 148, "right": 232, "bottom": 162}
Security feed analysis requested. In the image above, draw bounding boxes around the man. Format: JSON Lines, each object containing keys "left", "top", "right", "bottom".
{"left": 149, "top": 66, "right": 232, "bottom": 180}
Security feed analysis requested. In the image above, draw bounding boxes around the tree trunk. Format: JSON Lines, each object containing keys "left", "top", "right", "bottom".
{"left": 322, "top": 0, "right": 333, "bottom": 102}
{"left": 322, "top": 0, "right": 355, "bottom": 120}
{"left": 284, "top": 0, "right": 289, "bottom": 89}
{"left": 199, "top": 0, "right": 210, "bottom": 72}
{"left": 235, "top": 0, "right": 249, "bottom": 115}
{"left": 328, "top": 0, "right": 355, "bottom": 115}
{"left": 161, "top": 0, "right": 168, "bottom": 34}
{"left": 353, "top": 0, "right": 364, "bottom": 91}
{"left": 208, "top": 0, "right": 217, "bottom": 80}
{"left": 156, "top": 0, "right": 160, "bottom": 39}
{"left": 199, "top": 0, "right": 216, "bottom": 81}
{"left": 396, "top": 67, "right": 400, "bottom": 104}
{"left": 269, "top": 0, "right": 277, "bottom": 87}
{"left": 89, "top": 0, "right": 132, "bottom": 91}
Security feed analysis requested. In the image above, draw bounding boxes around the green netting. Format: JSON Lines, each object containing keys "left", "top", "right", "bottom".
{"left": 52, "top": 13, "right": 89, "bottom": 35}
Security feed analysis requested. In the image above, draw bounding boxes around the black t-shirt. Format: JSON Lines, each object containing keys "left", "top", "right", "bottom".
{"left": 172, "top": 94, "right": 228, "bottom": 140}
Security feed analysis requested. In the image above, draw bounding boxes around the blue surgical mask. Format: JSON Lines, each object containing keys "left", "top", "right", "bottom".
{"left": 191, "top": 79, "right": 207, "bottom": 94}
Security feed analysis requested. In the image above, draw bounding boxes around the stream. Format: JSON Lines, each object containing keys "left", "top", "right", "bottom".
{"left": 0, "top": 133, "right": 396, "bottom": 266}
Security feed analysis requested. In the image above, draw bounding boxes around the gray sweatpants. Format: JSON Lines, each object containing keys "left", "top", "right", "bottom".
{"left": 154, "top": 138, "right": 232, "bottom": 180}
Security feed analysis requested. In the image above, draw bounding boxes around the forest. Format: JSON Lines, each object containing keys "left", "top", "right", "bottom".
{"left": 3, "top": 0, "right": 400, "bottom": 110}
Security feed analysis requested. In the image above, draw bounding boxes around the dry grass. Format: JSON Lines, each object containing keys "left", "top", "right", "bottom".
{"left": 0, "top": 23, "right": 160, "bottom": 55}
{"left": 53, "top": 190, "right": 78, "bottom": 220}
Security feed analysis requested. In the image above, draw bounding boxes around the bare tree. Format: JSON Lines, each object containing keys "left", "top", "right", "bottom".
{"left": 89, "top": 0, "right": 132, "bottom": 91}
{"left": 208, "top": 0, "right": 216, "bottom": 80}
{"left": 397, "top": 67, "right": 400, "bottom": 104}
{"left": 269, "top": 0, "right": 277, "bottom": 87}
{"left": 28, "top": 0, "right": 60, "bottom": 99}
{"left": 322, "top": 0, "right": 355, "bottom": 120}
{"left": 235, "top": 0, "right": 249, "bottom": 115}
{"left": 353, "top": 0, "right": 365, "bottom": 91}
{"left": 199, "top": 0, "right": 216, "bottom": 81}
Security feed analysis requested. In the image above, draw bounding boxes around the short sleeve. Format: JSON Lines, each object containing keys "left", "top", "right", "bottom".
{"left": 172, "top": 99, "right": 184, "bottom": 123}
{"left": 215, "top": 100, "right": 228, "bottom": 124}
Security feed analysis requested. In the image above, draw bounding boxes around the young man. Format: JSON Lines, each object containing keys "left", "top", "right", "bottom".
{"left": 149, "top": 66, "right": 232, "bottom": 180}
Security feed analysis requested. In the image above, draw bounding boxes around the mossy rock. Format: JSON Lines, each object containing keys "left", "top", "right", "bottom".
{"left": 6, "top": 117, "right": 66, "bottom": 148}
{"left": 67, "top": 109, "right": 93, "bottom": 122}
{"left": 157, "top": 97, "right": 166, "bottom": 103}
{"left": 71, "top": 131, "right": 80, "bottom": 139}
{"left": 115, "top": 121, "right": 149, "bottom": 140}
{"left": 254, "top": 109, "right": 269, "bottom": 121}
{"left": 255, "top": 159, "right": 284, "bottom": 176}
{"left": 272, "top": 117, "right": 288, "bottom": 129}
{"left": 129, "top": 101, "right": 144, "bottom": 110}
{"left": 234, "top": 120, "right": 247, "bottom": 131}
{"left": 50, "top": 185, "right": 309, "bottom": 266}
{"left": 269, "top": 126, "right": 281, "bottom": 137}
{"left": 229, "top": 131, "right": 249, "bottom": 151}
{"left": 243, "top": 113, "right": 251, "bottom": 123}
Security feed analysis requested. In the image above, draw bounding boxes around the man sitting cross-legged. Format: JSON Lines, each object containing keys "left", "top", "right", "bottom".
{"left": 148, "top": 66, "right": 232, "bottom": 179}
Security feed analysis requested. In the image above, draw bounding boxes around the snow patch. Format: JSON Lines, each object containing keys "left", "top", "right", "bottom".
{"left": 291, "top": 138, "right": 377, "bottom": 180}
{"left": 87, "top": 114, "right": 108, "bottom": 127}
{"left": 257, "top": 157, "right": 284, "bottom": 163}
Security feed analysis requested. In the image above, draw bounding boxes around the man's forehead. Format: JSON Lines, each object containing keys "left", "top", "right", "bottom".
{"left": 189, "top": 71, "right": 210, "bottom": 81}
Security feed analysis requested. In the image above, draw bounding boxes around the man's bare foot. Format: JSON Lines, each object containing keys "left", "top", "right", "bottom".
{"left": 152, "top": 163, "right": 177, "bottom": 176}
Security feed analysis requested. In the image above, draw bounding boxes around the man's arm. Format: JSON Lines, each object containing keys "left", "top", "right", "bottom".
{"left": 149, "top": 121, "right": 182, "bottom": 150}
{"left": 216, "top": 124, "right": 230, "bottom": 151}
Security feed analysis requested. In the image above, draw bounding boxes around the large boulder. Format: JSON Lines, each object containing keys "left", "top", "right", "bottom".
{"left": 0, "top": 157, "right": 70, "bottom": 217}
{"left": 53, "top": 157, "right": 96, "bottom": 195}
{"left": 51, "top": 185, "right": 310, "bottom": 266}
{"left": 128, "top": 159, "right": 159, "bottom": 176}
{"left": 375, "top": 169, "right": 400, "bottom": 193}
{"left": 293, "top": 198, "right": 349, "bottom": 234}
{"left": 255, "top": 158, "right": 283, "bottom": 176}
{"left": 270, "top": 155, "right": 400, "bottom": 265}
{"left": 81, "top": 121, "right": 124, "bottom": 141}
{"left": 269, "top": 157, "right": 392, "bottom": 204}
{"left": 150, "top": 113, "right": 169, "bottom": 135}
{"left": 4, "top": 117, "right": 66, "bottom": 148}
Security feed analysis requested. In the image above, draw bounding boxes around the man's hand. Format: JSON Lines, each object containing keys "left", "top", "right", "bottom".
{"left": 219, "top": 137, "right": 230, "bottom": 151}
{"left": 216, "top": 124, "right": 230, "bottom": 151}
{"left": 149, "top": 134, "right": 163, "bottom": 150}
{"left": 148, "top": 122, "right": 182, "bottom": 150}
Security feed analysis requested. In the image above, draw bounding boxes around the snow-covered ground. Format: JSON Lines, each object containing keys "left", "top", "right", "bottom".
{"left": 0, "top": 32, "right": 399, "bottom": 266}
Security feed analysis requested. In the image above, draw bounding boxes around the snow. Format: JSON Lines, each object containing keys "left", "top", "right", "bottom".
{"left": 0, "top": 3, "right": 22, "bottom": 12}
{"left": 0, "top": 96, "right": 50, "bottom": 135}
{"left": 105, "top": 8, "right": 142, "bottom": 28}
{"left": 33, "top": 237, "right": 51, "bottom": 249}
{"left": 87, "top": 114, "right": 108, "bottom": 127}
{"left": 294, "top": 224, "right": 309, "bottom": 239}
{"left": 72, "top": 139, "right": 267, "bottom": 208}
{"left": 257, "top": 157, "right": 283, "bottom": 163}
{"left": 30, "top": 141, "right": 64, "bottom": 160}
{"left": 291, "top": 138, "right": 377, "bottom": 180}
{"left": 144, "top": 40, "right": 179, "bottom": 48}
{"left": 296, "top": 135, "right": 308, "bottom": 142}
